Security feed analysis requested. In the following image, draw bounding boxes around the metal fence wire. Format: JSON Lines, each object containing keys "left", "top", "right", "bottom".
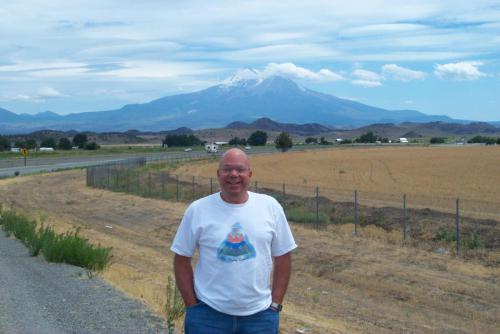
{"left": 86, "top": 158, "right": 500, "bottom": 259}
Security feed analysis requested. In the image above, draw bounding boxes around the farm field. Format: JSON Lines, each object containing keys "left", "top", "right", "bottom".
{"left": 0, "top": 170, "right": 499, "bottom": 333}
{"left": 174, "top": 146, "right": 500, "bottom": 218}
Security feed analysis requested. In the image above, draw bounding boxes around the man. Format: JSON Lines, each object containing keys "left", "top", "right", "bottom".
{"left": 171, "top": 148, "right": 297, "bottom": 334}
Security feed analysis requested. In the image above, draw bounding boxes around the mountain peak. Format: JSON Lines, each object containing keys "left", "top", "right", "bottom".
{"left": 220, "top": 69, "right": 262, "bottom": 88}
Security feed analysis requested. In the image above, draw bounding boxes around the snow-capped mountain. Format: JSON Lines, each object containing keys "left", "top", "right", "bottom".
{"left": 1, "top": 75, "right": 459, "bottom": 133}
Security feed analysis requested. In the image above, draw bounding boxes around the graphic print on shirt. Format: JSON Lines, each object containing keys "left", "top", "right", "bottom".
{"left": 217, "top": 223, "right": 256, "bottom": 262}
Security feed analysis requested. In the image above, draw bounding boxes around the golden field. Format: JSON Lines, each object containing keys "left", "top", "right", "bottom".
{"left": 174, "top": 146, "right": 500, "bottom": 218}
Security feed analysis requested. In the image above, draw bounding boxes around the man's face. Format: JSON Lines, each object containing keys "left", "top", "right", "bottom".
{"left": 217, "top": 150, "right": 252, "bottom": 203}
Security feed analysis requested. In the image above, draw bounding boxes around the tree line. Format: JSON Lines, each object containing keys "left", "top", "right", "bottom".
{"left": 0, "top": 133, "right": 99, "bottom": 152}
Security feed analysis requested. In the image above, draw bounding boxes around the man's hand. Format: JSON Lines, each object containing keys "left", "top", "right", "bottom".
{"left": 271, "top": 252, "right": 292, "bottom": 304}
{"left": 174, "top": 254, "right": 197, "bottom": 307}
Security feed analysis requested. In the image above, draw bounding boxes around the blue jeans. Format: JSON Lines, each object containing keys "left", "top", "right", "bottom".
{"left": 184, "top": 301, "right": 279, "bottom": 334}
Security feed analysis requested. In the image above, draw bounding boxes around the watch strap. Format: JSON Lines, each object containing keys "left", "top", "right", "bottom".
{"left": 270, "top": 302, "right": 283, "bottom": 312}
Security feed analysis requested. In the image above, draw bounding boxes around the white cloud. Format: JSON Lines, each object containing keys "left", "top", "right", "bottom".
{"left": 434, "top": 61, "right": 486, "bottom": 80}
{"left": 351, "top": 69, "right": 382, "bottom": 87}
{"left": 223, "top": 62, "right": 345, "bottom": 84}
{"left": 382, "top": 64, "right": 426, "bottom": 81}
{"left": 37, "top": 87, "right": 65, "bottom": 98}
{"left": 352, "top": 80, "right": 382, "bottom": 88}
{"left": 261, "top": 63, "right": 344, "bottom": 81}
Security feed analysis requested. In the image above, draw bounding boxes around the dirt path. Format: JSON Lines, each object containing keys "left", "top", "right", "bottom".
{"left": 0, "top": 170, "right": 499, "bottom": 333}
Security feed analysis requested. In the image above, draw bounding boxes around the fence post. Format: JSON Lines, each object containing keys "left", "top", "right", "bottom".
{"left": 106, "top": 166, "right": 110, "bottom": 189}
{"left": 148, "top": 172, "right": 152, "bottom": 196}
{"left": 316, "top": 187, "right": 319, "bottom": 229}
{"left": 255, "top": 181, "right": 258, "bottom": 192}
{"left": 456, "top": 198, "right": 460, "bottom": 256}
{"left": 210, "top": 177, "right": 213, "bottom": 194}
{"left": 282, "top": 183, "right": 286, "bottom": 201}
{"left": 176, "top": 176, "right": 179, "bottom": 201}
{"left": 354, "top": 190, "right": 358, "bottom": 236}
{"left": 403, "top": 193, "right": 408, "bottom": 241}
{"left": 192, "top": 176, "right": 195, "bottom": 200}
{"left": 161, "top": 173, "right": 165, "bottom": 199}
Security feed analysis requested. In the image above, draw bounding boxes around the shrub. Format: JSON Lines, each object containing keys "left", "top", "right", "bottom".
{"left": 0, "top": 208, "right": 111, "bottom": 271}
{"left": 163, "top": 134, "right": 202, "bottom": 147}
{"left": 40, "top": 138, "right": 57, "bottom": 149}
{"left": 430, "top": 137, "right": 446, "bottom": 144}
{"left": 58, "top": 137, "right": 73, "bottom": 150}
{"left": 85, "top": 142, "right": 100, "bottom": 150}
{"left": 275, "top": 132, "right": 293, "bottom": 152}
{"left": 247, "top": 131, "right": 268, "bottom": 146}
{"left": 435, "top": 229, "right": 456, "bottom": 242}
{"left": 305, "top": 137, "right": 317, "bottom": 144}
{"left": 285, "top": 208, "right": 330, "bottom": 225}
{"left": 228, "top": 137, "right": 247, "bottom": 146}
{"left": 73, "top": 133, "right": 88, "bottom": 148}
{"left": 0, "top": 136, "right": 11, "bottom": 151}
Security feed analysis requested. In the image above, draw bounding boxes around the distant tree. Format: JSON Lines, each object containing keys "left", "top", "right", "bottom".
{"left": 468, "top": 135, "right": 496, "bottom": 145}
{"left": 340, "top": 139, "right": 353, "bottom": 144}
{"left": 247, "top": 131, "right": 268, "bottom": 146}
{"left": 0, "top": 136, "right": 10, "bottom": 151}
{"left": 58, "top": 137, "right": 73, "bottom": 150}
{"left": 319, "top": 137, "right": 332, "bottom": 145}
{"left": 228, "top": 136, "right": 247, "bottom": 146}
{"left": 430, "top": 137, "right": 446, "bottom": 144}
{"left": 163, "top": 134, "right": 202, "bottom": 147}
{"left": 275, "top": 132, "right": 293, "bottom": 152}
{"left": 14, "top": 141, "right": 26, "bottom": 148}
{"left": 356, "top": 131, "right": 377, "bottom": 143}
{"left": 73, "top": 133, "right": 88, "bottom": 148}
{"left": 40, "top": 138, "right": 57, "bottom": 148}
{"left": 85, "top": 142, "right": 100, "bottom": 150}
{"left": 497, "top": 138, "right": 500, "bottom": 145}
{"left": 26, "top": 139, "right": 37, "bottom": 149}
{"left": 305, "top": 137, "right": 317, "bottom": 144}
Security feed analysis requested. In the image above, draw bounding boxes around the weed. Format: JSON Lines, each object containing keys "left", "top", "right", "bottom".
{"left": 164, "top": 276, "right": 185, "bottom": 334}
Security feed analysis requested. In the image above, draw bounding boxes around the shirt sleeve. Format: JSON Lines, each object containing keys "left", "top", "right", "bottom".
{"left": 170, "top": 204, "right": 197, "bottom": 257}
{"left": 271, "top": 199, "right": 298, "bottom": 257}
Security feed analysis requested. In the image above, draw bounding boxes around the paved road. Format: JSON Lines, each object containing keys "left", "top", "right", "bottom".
{"left": 0, "top": 232, "right": 168, "bottom": 334}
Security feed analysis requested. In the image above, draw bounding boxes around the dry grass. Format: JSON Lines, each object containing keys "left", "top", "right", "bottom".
{"left": 174, "top": 146, "right": 500, "bottom": 218}
{"left": 0, "top": 170, "right": 499, "bottom": 333}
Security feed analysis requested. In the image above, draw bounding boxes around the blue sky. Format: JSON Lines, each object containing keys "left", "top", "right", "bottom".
{"left": 1, "top": 0, "right": 499, "bottom": 121}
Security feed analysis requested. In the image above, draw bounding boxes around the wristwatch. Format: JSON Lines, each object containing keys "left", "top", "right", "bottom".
{"left": 270, "top": 302, "right": 283, "bottom": 312}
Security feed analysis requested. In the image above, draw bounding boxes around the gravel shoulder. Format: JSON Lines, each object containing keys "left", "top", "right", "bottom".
{"left": 0, "top": 231, "right": 168, "bottom": 334}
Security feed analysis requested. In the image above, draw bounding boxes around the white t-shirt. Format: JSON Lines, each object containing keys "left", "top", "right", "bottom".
{"left": 170, "top": 191, "right": 297, "bottom": 316}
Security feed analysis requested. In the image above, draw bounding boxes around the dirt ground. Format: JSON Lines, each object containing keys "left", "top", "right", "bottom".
{"left": 0, "top": 170, "right": 499, "bottom": 333}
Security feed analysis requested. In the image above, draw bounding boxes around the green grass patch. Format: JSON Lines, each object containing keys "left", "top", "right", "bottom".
{"left": 285, "top": 207, "right": 330, "bottom": 225}
{"left": 434, "top": 229, "right": 485, "bottom": 250}
{"left": 0, "top": 207, "right": 112, "bottom": 271}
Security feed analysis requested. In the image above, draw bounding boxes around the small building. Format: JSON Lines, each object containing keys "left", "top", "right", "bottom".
{"left": 10, "top": 147, "right": 20, "bottom": 153}
{"left": 399, "top": 138, "right": 409, "bottom": 143}
{"left": 39, "top": 147, "right": 55, "bottom": 152}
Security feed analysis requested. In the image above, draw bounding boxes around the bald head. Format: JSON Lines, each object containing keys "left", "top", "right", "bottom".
{"left": 218, "top": 148, "right": 251, "bottom": 170}
{"left": 217, "top": 148, "right": 252, "bottom": 204}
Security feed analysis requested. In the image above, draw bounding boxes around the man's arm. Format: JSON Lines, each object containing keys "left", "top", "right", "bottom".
{"left": 271, "top": 252, "right": 292, "bottom": 304}
{"left": 174, "top": 254, "right": 197, "bottom": 307}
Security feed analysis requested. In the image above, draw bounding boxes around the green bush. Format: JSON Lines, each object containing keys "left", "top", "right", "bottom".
{"left": 0, "top": 208, "right": 111, "bottom": 271}
{"left": 285, "top": 208, "right": 330, "bottom": 224}
{"left": 435, "top": 229, "right": 456, "bottom": 242}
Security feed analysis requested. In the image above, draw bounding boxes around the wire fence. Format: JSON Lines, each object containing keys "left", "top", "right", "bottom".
{"left": 86, "top": 158, "right": 500, "bottom": 260}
